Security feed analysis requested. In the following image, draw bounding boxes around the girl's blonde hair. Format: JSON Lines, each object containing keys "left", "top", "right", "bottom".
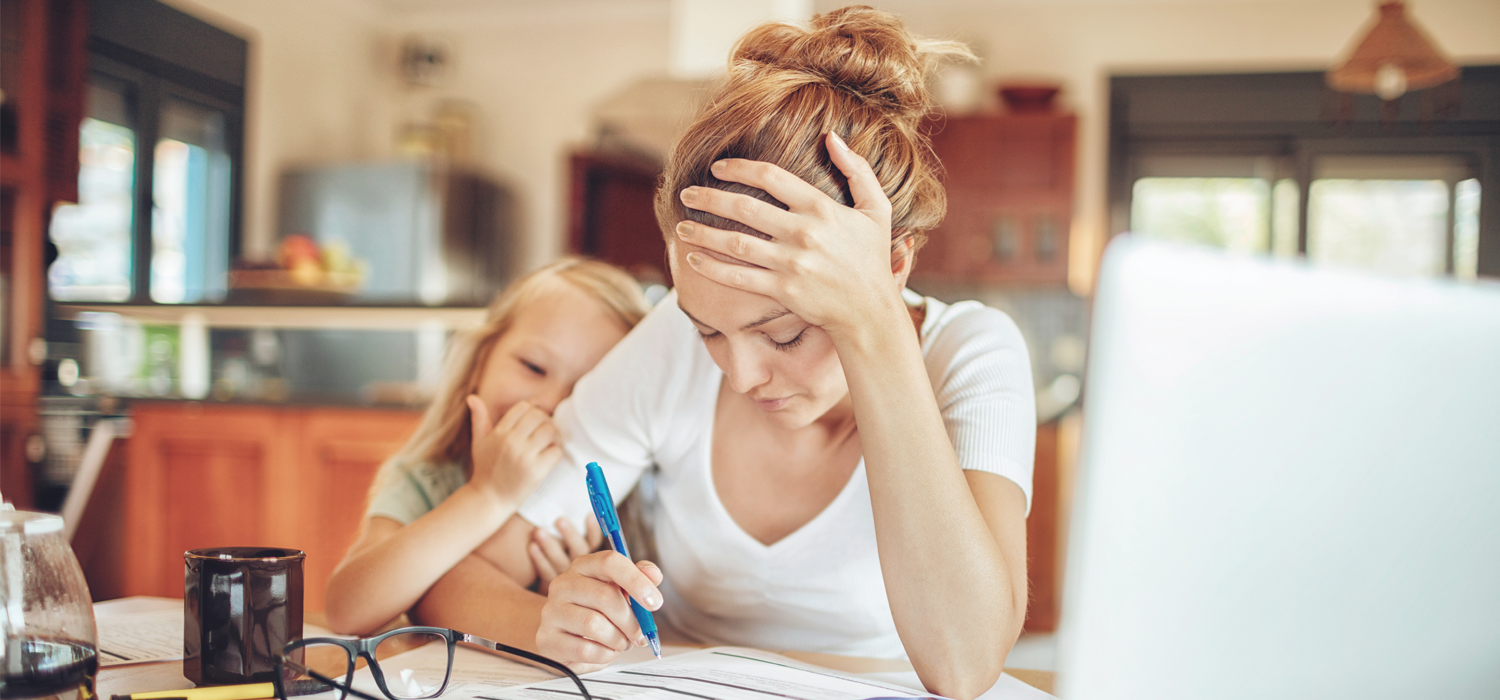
{"left": 393, "top": 258, "right": 650, "bottom": 470}
{"left": 655, "top": 5, "right": 974, "bottom": 256}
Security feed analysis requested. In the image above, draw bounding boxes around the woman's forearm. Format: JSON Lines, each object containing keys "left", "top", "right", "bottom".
{"left": 325, "top": 484, "right": 519, "bottom": 635}
{"left": 830, "top": 302, "right": 1027, "bottom": 699}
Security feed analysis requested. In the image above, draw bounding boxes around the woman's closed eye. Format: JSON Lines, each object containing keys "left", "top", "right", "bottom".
{"left": 771, "top": 329, "right": 806, "bottom": 351}
{"left": 694, "top": 326, "right": 805, "bottom": 350}
{"left": 519, "top": 357, "right": 547, "bottom": 376}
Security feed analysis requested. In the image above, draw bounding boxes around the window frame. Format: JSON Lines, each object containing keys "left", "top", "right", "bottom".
{"left": 80, "top": 54, "right": 244, "bottom": 304}
{"left": 1108, "top": 68, "right": 1500, "bottom": 278}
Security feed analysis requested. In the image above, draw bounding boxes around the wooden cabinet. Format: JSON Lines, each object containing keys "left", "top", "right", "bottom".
{"left": 566, "top": 151, "right": 669, "bottom": 285}
{"left": 1, "top": 0, "right": 86, "bottom": 508}
{"left": 915, "top": 113, "right": 1076, "bottom": 286}
{"left": 1024, "top": 421, "right": 1060, "bottom": 632}
{"left": 115, "top": 402, "right": 421, "bottom": 612}
{"left": 295, "top": 410, "right": 424, "bottom": 612}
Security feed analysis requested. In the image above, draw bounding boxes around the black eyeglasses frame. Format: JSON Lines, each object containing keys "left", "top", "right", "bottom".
{"left": 272, "top": 626, "right": 592, "bottom": 700}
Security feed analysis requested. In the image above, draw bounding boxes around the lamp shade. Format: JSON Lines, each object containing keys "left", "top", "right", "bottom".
{"left": 1327, "top": 1, "right": 1458, "bottom": 99}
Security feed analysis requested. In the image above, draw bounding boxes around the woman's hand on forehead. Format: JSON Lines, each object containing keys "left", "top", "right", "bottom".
{"left": 675, "top": 132, "right": 906, "bottom": 338}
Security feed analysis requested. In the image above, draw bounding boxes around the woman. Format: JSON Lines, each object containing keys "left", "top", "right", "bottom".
{"left": 413, "top": 8, "right": 1034, "bottom": 699}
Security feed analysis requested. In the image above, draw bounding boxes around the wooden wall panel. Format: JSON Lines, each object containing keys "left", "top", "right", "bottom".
{"left": 113, "top": 403, "right": 419, "bottom": 610}
{"left": 158, "top": 438, "right": 269, "bottom": 590}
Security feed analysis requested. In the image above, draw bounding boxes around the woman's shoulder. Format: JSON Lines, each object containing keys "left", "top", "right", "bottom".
{"left": 913, "top": 291, "right": 1029, "bottom": 364}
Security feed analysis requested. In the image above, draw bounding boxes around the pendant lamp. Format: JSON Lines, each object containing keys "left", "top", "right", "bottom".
{"left": 1327, "top": 1, "right": 1458, "bottom": 100}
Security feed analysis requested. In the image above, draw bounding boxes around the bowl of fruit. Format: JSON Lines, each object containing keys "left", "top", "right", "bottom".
{"left": 228, "top": 234, "right": 367, "bottom": 305}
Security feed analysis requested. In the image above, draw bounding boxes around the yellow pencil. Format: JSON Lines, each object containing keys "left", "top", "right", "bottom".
{"left": 112, "top": 679, "right": 327, "bottom": 700}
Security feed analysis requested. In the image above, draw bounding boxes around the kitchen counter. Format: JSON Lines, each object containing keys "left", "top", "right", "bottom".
{"left": 57, "top": 303, "right": 488, "bottom": 330}
{"left": 54, "top": 304, "right": 477, "bottom": 406}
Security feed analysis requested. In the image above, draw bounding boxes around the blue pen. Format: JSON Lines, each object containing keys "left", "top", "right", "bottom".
{"left": 584, "top": 461, "right": 662, "bottom": 659}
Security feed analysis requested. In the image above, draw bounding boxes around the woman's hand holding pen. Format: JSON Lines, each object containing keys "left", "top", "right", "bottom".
{"left": 537, "top": 552, "right": 664, "bottom": 672}
{"left": 465, "top": 396, "right": 562, "bottom": 510}
{"left": 674, "top": 132, "right": 910, "bottom": 342}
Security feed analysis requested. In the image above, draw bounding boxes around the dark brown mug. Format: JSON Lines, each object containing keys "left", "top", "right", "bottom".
{"left": 184, "top": 547, "right": 305, "bottom": 686}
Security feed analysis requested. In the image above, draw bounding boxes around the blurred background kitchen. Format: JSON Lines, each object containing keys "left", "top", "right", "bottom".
{"left": 2, "top": 0, "right": 1496, "bottom": 670}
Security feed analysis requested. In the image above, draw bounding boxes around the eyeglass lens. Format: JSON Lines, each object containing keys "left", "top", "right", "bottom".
{"left": 372, "top": 631, "right": 449, "bottom": 699}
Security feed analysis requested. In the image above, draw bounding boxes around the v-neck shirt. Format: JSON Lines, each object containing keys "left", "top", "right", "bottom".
{"left": 518, "top": 289, "right": 1035, "bottom": 659}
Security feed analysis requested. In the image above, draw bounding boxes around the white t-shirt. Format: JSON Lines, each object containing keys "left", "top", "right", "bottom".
{"left": 518, "top": 289, "right": 1035, "bottom": 659}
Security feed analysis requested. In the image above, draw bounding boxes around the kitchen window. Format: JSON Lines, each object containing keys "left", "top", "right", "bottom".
{"left": 1127, "top": 153, "right": 1481, "bottom": 279}
{"left": 1110, "top": 69, "right": 1499, "bottom": 280}
{"left": 1128, "top": 155, "right": 1301, "bottom": 258}
{"left": 47, "top": 0, "right": 246, "bottom": 304}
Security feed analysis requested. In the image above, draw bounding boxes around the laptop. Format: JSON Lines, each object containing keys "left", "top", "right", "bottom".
{"left": 1058, "top": 238, "right": 1500, "bottom": 699}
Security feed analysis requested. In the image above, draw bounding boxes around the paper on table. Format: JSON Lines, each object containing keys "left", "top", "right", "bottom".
{"left": 487, "top": 647, "right": 951, "bottom": 700}
{"left": 96, "top": 608, "right": 185, "bottom": 667}
{"left": 858, "top": 671, "right": 1057, "bottom": 700}
{"left": 302, "top": 643, "right": 1054, "bottom": 700}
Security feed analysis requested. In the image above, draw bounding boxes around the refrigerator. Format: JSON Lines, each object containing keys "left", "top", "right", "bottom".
{"left": 268, "top": 161, "right": 518, "bottom": 403}
{"left": 276, "top": 161, "right": 517, "bottom": 306}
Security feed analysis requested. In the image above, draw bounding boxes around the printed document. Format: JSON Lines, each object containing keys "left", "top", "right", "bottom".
{"left": 484, "top": 647, "right": 1022, "bottom": 700}
{"left": 351, "top": 643, "right": 1057, "bottom": 700}
{"left": 95, "top": 608, "right": 185, "bottom": 667}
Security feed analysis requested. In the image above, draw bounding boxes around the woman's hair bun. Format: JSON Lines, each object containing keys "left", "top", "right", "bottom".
{"left": 657, "top": 5, "right": 973, "bottom": 251}
{"left": 729, "top": 5, "right": 974, "bottom": 121}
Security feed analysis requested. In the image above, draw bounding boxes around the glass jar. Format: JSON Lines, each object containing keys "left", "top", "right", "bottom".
{"left": 0, "top": 507, "right": 98, "bottom": 700}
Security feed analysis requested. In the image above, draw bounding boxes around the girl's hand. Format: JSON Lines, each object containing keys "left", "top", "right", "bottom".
{"left": 466, "top": 396, "right": 562, "bottom": 509}
{"left": 537, "top": 551, "right": 664, "bottom": 672}
{"left": 529, "top": 517, "right": 605, "bottom": 596}
{"left": 674, "top": 131, "right": 906, "bottom": 339}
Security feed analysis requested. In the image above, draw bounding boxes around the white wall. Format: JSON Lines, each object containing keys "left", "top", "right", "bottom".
{"left": 388, "top": 1, "right": 671, "bottom": 273}
{"left": 158, "top": 0, "right": 1500, "bottom": 286}
{"left": 160, "top": 0, "right": 671, "bottom": 274}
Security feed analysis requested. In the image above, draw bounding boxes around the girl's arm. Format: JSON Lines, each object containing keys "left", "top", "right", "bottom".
{"left": 675, "top": 134, "right": 1027, "bottom": 700}
{"left": 324, "top": 398, "right": 562, "bottom": 635}
{"left": 326, "top": 485, "right": 523, "bottom": 635}
{"left": 409, "top": 517, "right": 549, "bottom": 653}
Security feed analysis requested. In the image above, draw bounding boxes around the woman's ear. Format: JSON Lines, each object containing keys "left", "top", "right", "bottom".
{"left": 891, "top": 231, "right": 917, "bottom": 288}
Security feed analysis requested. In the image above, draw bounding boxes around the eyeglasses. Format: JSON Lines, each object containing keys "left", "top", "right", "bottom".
{"left": 273, "top": 626, "right": 592, "bottom": 700}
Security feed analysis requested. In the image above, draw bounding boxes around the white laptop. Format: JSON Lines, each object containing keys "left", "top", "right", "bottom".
{"left": 1058, "top": 238, "right": 1500, "bottom": 699}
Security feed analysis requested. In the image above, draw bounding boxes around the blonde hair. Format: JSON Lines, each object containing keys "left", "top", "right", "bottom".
{"left": 392, "top": 258, "right": 649, "bottom": 472}
{"left": 655, "top": 5, "right": 974, "bottom": 256}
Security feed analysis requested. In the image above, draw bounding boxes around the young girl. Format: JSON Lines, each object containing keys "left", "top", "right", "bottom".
{"left": 324, "top": 258, "right": 651, "bottom": 635}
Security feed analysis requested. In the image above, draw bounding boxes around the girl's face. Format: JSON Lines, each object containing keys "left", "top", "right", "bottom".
{"left": 474, "top": 279, "right": 630, "bottom": 421}
{"left": 670, "top": 242, "right": 849, "bottom": 431}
